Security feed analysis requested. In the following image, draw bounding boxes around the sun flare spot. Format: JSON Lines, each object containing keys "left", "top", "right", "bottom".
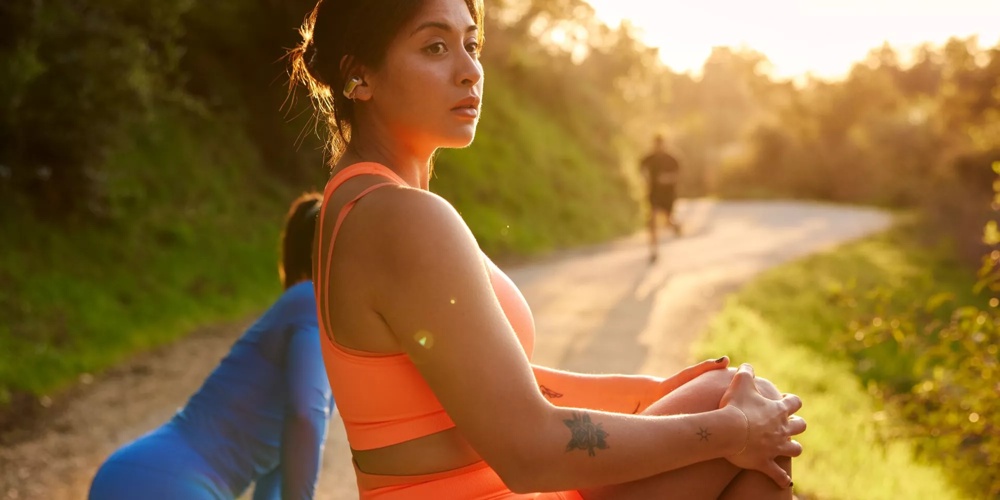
{"left": 414, "top": 330, "right": 435, "bottom": 350}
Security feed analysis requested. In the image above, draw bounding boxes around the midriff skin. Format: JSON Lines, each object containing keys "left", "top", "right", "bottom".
{"left": 352, "top": 428, "right": 482, "bottom": 475}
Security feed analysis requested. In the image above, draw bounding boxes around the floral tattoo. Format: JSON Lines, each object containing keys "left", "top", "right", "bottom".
{"left": 564, "top": 412, "right": 610, "bottom": 457}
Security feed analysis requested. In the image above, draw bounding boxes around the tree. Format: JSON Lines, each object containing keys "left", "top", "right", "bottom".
{"left": 0, "top": 0, "right": 191, "bottom": 218}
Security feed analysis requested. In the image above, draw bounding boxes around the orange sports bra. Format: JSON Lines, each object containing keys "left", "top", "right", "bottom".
{"left": 315, "top": 162, "right": 537, "bottom": 451}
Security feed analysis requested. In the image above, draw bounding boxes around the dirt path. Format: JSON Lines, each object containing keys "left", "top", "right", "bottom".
{"left": 0, "top": 199, "right": 891, "bottom": 500}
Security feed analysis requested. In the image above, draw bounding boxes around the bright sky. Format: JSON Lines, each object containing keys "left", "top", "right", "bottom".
{"left": 585, "top": 0, "right": 1000, "bottom": 80}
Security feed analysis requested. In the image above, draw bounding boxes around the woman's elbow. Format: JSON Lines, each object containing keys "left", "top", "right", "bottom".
{"left": 491, "top": 452, "right": 541, "bottom": 494}
{"left": 287, "top": 407, "right": 329, "bottom": 435}
{"left": 485, "top": 433, "right": 560, "bottom": 494}
{"left": 469, "top": 403, "right": 562, "bottom": 493}
{"left": 289, "top": 396, "right": 332, "bottom": 421}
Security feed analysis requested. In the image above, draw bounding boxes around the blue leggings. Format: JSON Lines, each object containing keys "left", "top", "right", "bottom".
{"left": 88, "top": 426, "right": 233, "bottom": 500}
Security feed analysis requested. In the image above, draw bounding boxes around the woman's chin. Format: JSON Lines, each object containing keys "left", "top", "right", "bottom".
{"left": 439, "top": 129, "right": 478, "bottom": 149}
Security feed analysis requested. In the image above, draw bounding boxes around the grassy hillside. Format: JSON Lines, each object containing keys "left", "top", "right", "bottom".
{"left": 0, "top": 76, "right": 640, "bottom": 415}
{"left": 436, "top": 73, "right": 637, "bottom": 255}
{"left": 693, "top": 221, "right": 982, "bottom": 499}
{"left": 0, "top": 112, "right": 290, "bottom": 409}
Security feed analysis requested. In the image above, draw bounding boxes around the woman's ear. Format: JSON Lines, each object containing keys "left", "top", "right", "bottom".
{"left": 351, "top": 79, "right": 374, "bottom": 102}
{"left": 340, "top": 54, "right": 374, "bottom": 102}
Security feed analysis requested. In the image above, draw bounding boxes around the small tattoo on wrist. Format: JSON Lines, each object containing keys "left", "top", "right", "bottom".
{"left": 696, "top": 427, "right": 711, "bottom": 441}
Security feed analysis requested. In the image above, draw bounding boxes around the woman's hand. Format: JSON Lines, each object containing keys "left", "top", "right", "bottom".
{"left": 654, "top": 356, "right": 731, "bottom": 399}
{"left": 720, "top": 363, "right": 805, "bottom": 488}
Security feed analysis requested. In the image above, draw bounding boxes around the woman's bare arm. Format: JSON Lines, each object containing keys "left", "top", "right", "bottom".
{"left": 363, "top": 189, "right": 800, "bottom": 492}
{"left": 532, "top": 358, "right": 731, "bottom": 415}
{"left": 532, "top": 365, "right": 662, "bottom": 414}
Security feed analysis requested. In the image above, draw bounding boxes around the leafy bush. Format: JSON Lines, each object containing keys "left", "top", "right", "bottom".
{"left": 839, "top": 163, "right": 1000, "bottom": 498}
{"left": 0, "top": 0, "right": 191, "bottom": 218}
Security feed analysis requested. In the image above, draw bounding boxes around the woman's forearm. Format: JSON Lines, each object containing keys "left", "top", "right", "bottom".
{"left": 503, "top": 405, "right": 745, "bottom": 493}
{"left": 532, "top": 364, "right": 664, "bottom": 414}
{"left": 280, "top": 414, "right": 327, "bottom": 499}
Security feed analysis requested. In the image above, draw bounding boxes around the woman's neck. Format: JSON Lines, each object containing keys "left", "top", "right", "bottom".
{"left": 341, "top": 122, "right": 433, "bottom": 189}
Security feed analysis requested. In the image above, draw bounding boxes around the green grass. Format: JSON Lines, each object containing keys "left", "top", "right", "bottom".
{"left": 0, "top": 111, "right": 296, "bottom": 404}
{"left": 0, "top": 74, "right": 642, "bottom": 410}
{"left": 693, "top": 221, "right": 975, "bottom": 500}
{"left": 435, "top": 72, "right": 638, "bottom": 256}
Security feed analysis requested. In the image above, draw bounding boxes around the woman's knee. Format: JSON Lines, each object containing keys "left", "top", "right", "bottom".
{"left": 642, "top": 367, "right": 784, "bottom": 417}
{"left": 642, "top": 368, "right": 736, "bottom": 416}
{"left": 753, "top": 376, "right": 781, "bottom": 400}
{"left": 685, "top": 367, "right": 783, "bottom": 401}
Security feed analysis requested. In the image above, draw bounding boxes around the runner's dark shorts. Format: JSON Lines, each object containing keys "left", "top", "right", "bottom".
{"left": 649, "top": 186, "right": 677, "bottom": 212}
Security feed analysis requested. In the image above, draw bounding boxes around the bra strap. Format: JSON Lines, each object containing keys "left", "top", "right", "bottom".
{"left": 316, "top": 162, "right": 406, "bottom": 341}
{"left": 322, "top": 181, "right": 398, "bottom": 293}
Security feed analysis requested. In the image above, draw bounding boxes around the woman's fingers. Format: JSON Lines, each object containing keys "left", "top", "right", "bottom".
{"left": 780, "top": 439, "right": 804, "bottom": 458}
{"left": 781, "top": 393, "right": 803, "bottom": 415}
{"left": 720, "top": 364, "right": 756, "bottom": 408}
{"left": 708, "top": 355, "right": 730, "bottom": 368}
{"left": 687, "top": 357, "right": 730, "bottom": 376}
{"left": 787, "top": 415, "right": 807, "bottom": 436}
{"left": 731, "top": 363, "right": 756, "bottom": 391}
{"left": 761, "top": 460, "right": 792, "bottom": 488}
{"left": 664, "top": 357, "right": 730, "bottom": 394}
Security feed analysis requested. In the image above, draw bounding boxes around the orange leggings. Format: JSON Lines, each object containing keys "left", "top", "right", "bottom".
{"left": 354, "top": 460, "right": 584, "bottom": 500}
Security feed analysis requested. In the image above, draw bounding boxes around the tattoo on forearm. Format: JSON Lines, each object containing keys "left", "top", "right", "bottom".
{"left": 564, "top": 412, "right": 610, "bottom": 457}
{"left": 540, "top": 385, "right": 564, "bottom": 399}
{"left": 697, "top": 427, "right": 712, "bottom": 441}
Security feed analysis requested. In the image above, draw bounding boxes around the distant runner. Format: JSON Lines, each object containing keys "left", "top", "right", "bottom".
{"left": 640, "top": 133, "right": 683, "bottom": 263}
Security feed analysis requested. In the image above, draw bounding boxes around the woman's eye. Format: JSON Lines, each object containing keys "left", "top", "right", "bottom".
{"left": 425, "top": 42, "right": 447, "bottom": 55}
{"left": 465, "top": 41, "right": 480, "bottom": 54}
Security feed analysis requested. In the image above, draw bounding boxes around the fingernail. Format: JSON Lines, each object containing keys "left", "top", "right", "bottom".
{"left": 714, "top": 356, "right": 726, "bottom": 363}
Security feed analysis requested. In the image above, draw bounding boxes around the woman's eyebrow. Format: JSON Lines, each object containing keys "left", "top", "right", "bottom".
{"left": 410, "top": 21, "right": 478, "bottom": 37}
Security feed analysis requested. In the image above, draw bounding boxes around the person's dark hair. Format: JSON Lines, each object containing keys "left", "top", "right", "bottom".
{"left": 280, "top": 192, "right": 323, "bottom": 289}
{"left": 288, "top": 0, "right": 485, "bottom": 163}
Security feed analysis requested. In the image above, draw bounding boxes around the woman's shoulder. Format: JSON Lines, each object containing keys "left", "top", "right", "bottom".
{"left": 272, "top": 282, "right": 318, "bottom": 325}
{"left": 344, "top": 186, "right": 481, "bottom": 279}
{"left": 356, "top": 185, "right": 468, "bottom": 240}
{"left": 245, "top": 284, "right": 318, "bottom": 339}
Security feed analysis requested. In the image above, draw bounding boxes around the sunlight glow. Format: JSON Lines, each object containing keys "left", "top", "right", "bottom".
{"left": 414, "top": 330, "right": 435, "bottom": 349}
{"left": 585, "top": 0, "right": 1000, "bottom": 79}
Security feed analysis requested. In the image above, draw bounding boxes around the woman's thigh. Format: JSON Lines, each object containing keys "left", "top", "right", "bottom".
{"left": 646, "top": 368, "right": 782, "bottom": 415}
{"left": 88, "top": 427, "right": 230, "bottom": 500}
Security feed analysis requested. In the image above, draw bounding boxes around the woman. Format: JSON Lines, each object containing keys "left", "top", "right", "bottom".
{"left": 292, "top": 1, "right": 805, "bottom": 498}
{"left": 89, "top": 193, "right": 334, "bottom": 500}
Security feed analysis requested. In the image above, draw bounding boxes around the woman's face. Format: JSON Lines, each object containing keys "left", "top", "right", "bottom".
{"left": 363, "top": 0, "right": 484, "bottom": 152}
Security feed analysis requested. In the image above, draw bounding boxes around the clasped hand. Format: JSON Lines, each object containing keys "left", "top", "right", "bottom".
{"left": 721, "top": 363, "right": 805, "bottom": 488}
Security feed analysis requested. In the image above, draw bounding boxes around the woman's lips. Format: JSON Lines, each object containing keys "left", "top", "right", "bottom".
{"left": 452, "top": 107, "right": 479, "bottom": 119}
{"left": 452, "top": 96, "right": 481, "bottom": 119}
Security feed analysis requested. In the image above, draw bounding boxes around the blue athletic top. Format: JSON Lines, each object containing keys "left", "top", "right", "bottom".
{"left": 170, "top": 281, "right": 334, "bottom": 499}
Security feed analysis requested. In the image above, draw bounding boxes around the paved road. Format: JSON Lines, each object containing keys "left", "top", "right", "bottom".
{"left": 0, "top": 199, "right": 892, "bottom": 500}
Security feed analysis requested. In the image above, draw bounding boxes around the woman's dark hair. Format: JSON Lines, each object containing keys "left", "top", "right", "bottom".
{"left": 288, "top": 0, "right": 485, "bottom": 163}
{"left": 280, "top": 192, "right": 323, "bottom": 289}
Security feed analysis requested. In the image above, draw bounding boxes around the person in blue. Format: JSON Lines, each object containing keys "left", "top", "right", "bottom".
{"left": 89, "top": 193, "right": 334, "bottom": 500}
